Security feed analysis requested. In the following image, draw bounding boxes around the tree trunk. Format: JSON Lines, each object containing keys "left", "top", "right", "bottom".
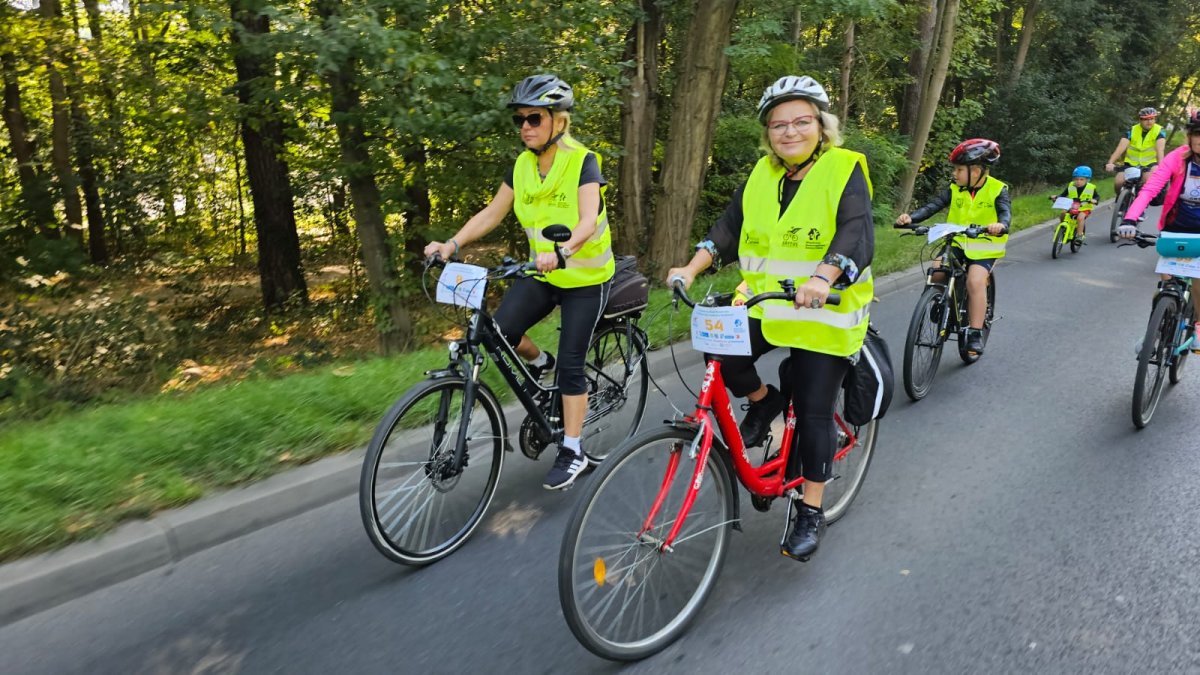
{"left": 229, "top": 0, "right": 308, "bottom": 310}
{"left": 67, "top": 0, "right": 107, "bottom": 263}
{"left": 0, "top": 50, "right": 57, "bottom": 236}
{"left": 1007, "top": 0, "right": 1040, "bottom": 89}
{"left": 314, "top": 0, "right": 411, "bottom": 353}
{"left": 647, "top": 0, "right": 740, "bottom": 275}
{"left": 39, "top": 0, "right": 84, "bottom": 246}
{"left": 899, "top": 0, "right": 937, "bottom": 137}
{"left": 615, "top": 0, "right": 662, "bottom": 255}
{"left": 402, "top": 146, "right": 433, "bottom": 277}
{"left": 895, "top": 0, "right": 960, "bottom": 211}
{"left": 838, "top": 19, "right": 855, "bottom": 122}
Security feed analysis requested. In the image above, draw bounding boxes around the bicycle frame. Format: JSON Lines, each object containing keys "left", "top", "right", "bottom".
{"left": 923, "top": 241, "right": 973, "bottom": 339}
{"left": 1156, "top": 277, "right": 1195, "bottom": 356}
{"left": 638, "top": 357, "right": 859, "bottom": 551}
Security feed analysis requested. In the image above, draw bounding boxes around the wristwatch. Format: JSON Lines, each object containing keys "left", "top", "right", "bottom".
{"left": 561, "top": 245, "right": 574, "bottom": 258}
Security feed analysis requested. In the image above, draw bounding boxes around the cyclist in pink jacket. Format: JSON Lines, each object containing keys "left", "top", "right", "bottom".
{"left": 1120, "top": 111, "right": 1200, "bottom": 236}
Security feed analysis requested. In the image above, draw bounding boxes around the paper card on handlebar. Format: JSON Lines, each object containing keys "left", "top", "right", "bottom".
{"left": 1051, "top": 197, "right": 1075, "bottom": 210}
{"left": 690, "top": 305, "right": 752, "bottom": 356}
{"left": 435, "top": 262, "right": 488, "bottom": 309}
{"left": 1124, "top": 167, "right": 1142, "bottom": 181}
{"left": 926, "top": 223, "right": 969, "bottom": 243}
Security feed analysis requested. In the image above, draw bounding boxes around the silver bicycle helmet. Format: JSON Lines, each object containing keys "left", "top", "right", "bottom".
{"left": 507, "top": 75, "right": 574, "bottom": 112}
{"left": 756, "top": 76, "right": 830, "bottom": 123}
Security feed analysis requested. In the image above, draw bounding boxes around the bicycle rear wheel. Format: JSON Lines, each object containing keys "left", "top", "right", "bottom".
{"left": 582, "top": 322, "right": 649, "bottom": 463}
{"left": 903, "top": 286, "right": 946, "bottom": 401}
{"left": 359, "top": 377, "right": 505, "bottom": 565}
{"left": 559, "top": 426, "right": 734, "bottom": 661}
{"left": 821, "top": 390, "right": 878, "bottom": 524}
{"left": 1133, "top": 297, "right": 1175, "bottom": 429}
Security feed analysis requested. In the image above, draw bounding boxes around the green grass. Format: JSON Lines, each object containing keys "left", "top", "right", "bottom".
{"left": 0, "top": 187, "right": 1063, "bottom": 562}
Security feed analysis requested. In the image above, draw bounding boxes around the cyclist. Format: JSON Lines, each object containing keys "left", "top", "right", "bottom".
{"left": 1107, "top": 107, "right": 1166, "bottom": 198}
{"left": 894, "top": 138, "right": 1011, "bottom": 355}
{"left": 665, "top": 75, "right": 874, "bottom": 562}
{"left": 1051, "top": 165, "right": 1100, "bottom": 243}
{"left": 424, "top": 75, "right": 614, "bottom": 490}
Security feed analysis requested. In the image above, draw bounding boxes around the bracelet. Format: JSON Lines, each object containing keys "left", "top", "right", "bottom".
{"left": 449, "top": 238, "right": 460, "bottom": 255}
{"left": 811, "top": 273, "right": 833, "bottom": 286}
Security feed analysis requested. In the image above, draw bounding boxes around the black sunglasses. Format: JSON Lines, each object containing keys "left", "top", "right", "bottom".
{"left": 512, "top": 113, "right": 545, "bottom": 129}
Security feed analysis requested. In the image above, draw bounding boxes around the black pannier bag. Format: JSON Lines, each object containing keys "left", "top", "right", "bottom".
{"left": 603, "top": 255, "right": 649, "bottom": 319}
{"left": 841, "top": 324, "right": 894, "bottom": 426}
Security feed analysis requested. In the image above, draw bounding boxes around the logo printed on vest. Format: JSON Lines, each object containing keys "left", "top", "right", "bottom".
{"left": 782, "top": 227, "right": 801, "bottom": 248}
{"left": 805, "top": 227, "right": 823, "bottom": 249}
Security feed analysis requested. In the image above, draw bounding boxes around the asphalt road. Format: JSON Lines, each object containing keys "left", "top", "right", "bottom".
{"left": 5, "top": 204, "right": 1200, "bottom": 674}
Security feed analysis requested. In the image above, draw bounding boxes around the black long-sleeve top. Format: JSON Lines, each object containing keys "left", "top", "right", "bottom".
{"left": 909, "top": 183, "right": 1013, "bottom": 226}
{"left": 700, "top": 164, "right": 874, "bottom": 284}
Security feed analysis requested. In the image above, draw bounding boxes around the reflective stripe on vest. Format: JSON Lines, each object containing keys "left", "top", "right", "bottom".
{"left": 1067, "top": 183, "right": 1097, "bottom": 212}
{"left": 739, "top": 148, "right": 874, "bottom": 358}
{"left": 1126, "top": 124, "right": 1162, "bottom": 167}
{"left": 946, "top": 176, "right": 1008, "bottom": 260}
{"left": 512, "top": 144, "right": 614, "bottom": 288}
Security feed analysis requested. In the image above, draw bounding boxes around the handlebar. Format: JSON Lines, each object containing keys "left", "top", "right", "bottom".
{"left": 668, "top": 278, "right": 841, "bottom": 309}
{"left": 426, "top": 253, "right": 541, "bottom": 279}
{"left": 895, "top": 224, "right": 1007, "bottom": 238}
{"left": 1118, "top": 231, "right": 1157, "bottom": 249}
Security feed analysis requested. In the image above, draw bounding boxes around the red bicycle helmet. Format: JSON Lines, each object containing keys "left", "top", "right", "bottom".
{"left": 948, "top": 138, "right": 1001, "bottom": 166}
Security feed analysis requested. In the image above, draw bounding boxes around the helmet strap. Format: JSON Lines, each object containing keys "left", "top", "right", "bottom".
{"left": 531, "top": 112, "right": 564, "bottom": 157}
{"left": 782, "top": 138, "right": 823, "bottom": 178}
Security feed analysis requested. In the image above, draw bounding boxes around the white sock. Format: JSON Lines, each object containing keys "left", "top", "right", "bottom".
{"left": 529, "top": 351, "right": 549, "bottom": 368}
{"left": 562, "top": 435, "right": 582, "bottom": 455}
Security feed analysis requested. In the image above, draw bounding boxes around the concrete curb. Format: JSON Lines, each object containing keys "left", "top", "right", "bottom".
{"left": 0, "top": 209, "right": 1077, "bottom": 626}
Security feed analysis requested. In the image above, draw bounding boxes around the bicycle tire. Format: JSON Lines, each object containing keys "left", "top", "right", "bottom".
{"left": 559, "top": 425, "right": 734, "bottom": 662}
{"left": 822, "top": 389, "right": 878, "bottom": 524}
{"left": 1051, "top": 224, "right": 1063, "bottom": 259}
{"left": 359, "top": 376, "right": 505, "bottom": 565}
{"left": 1133, "top": 297, "right": 1175, "bottom": 429}
{"left": 1109, "top": 189, "right": 1130, "bottom": 243}
{"left": 582, "top": 323, "right": 649, "bottom": 463}
{"left": 903, "top": 286, "right": 946, "bottom": 401}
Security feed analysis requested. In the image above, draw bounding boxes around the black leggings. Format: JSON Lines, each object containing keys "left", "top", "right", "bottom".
{"left": 493, "top": 277, "right": 610, "bottom": 396}
{"left": 720, "top": 318, "right": 849, "bottom": 483}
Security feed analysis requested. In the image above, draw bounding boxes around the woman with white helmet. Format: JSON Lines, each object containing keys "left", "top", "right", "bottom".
{"left": 666, "top": 75, "right": 875, "bottom": 561}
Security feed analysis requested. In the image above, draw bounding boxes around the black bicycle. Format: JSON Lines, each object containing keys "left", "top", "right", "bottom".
{"left": 1123, "top": 232, "right": 1195, "bottom": 429}
{"left": 359, "top": 227, "right": 649, "bottom": 565}
{"left": 896, "top": 224, "right": 1001, "bottom": 401}
{"left": 1109, "top": 164, "right": 1146, "bottom": 243}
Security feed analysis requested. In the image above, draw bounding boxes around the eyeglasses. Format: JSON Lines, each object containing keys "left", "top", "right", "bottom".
{"left": 512, "top": 113, "right": 545, "bottom": 129}
{"left": 768, "top": 115, "right": 816, "bottom": 135}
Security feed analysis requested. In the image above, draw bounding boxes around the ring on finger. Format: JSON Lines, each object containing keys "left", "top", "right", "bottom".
{"left": 810, "top": 298, "right": 821, "bottom": 309}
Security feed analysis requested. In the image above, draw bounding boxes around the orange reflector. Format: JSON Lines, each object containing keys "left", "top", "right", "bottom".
{"left": 593, "top": 558, "right": 607, "bottom": 586}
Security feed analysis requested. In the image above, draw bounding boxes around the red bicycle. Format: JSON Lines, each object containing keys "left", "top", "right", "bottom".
{"left": 557, "top": 280, "right": 879, "bottom": 661}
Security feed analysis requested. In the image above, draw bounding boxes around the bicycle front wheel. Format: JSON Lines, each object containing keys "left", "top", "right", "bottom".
{"left": 1170, "top": 304, "right": 1193, "bottom": 385}
{"left": 1133, "top": 297, "right": 1175, "bottom": 429}
{"left": 582, "top": 322, "right": 649, "bottom": 463}
{"left": 903, "top": 286, "right": 947, "bottom": 401}
{"left": 359, "top": 376, "right": 505, "bottom": 565}
{"left": 559, "top": 426, "right": 734, "bottom": 661}
{"left": 1051, "top": 225, "right": 1064, "bottom": 259}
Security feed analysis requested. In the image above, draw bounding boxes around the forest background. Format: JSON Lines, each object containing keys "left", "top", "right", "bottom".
{"left": 1, "top": 0, "right": 1198, "bottom": 558}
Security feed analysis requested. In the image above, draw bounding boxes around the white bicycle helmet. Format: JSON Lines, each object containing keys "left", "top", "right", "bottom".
{"left": 756, "top": 76, "right": 830, "bottom": 123}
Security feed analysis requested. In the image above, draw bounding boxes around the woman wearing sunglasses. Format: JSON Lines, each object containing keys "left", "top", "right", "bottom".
{"left": 666, "top": 76, "right": 874, "bottom": 561}
{"left": 425, "top": 74, "right": 613, "bottom": 490}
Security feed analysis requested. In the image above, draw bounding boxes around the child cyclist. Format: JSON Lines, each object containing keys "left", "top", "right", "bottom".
{"left": 894, "top": 138, "right": 1011, "bottom": 355}
{"left": 1050, "top": 166, "right": 1099, "bottom": 243}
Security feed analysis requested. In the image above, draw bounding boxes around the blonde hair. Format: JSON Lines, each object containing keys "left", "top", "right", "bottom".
{"left": 552, "top": 111, "right": 588, "bottom": 152}
{"left": 760, "top": 106, "right": 843, "bottom": 170}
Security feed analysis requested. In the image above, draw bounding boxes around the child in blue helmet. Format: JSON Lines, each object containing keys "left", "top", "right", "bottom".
{"left": 1052, "top": 166, "right": 1100, "bottom": 242}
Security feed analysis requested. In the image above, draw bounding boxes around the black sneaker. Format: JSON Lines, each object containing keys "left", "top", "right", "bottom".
{"left": 524, "top": 352, "right": 556, "bottom": 396}
{"left": 781, "top": 501, "right": 825, "bottom": 562}
{"left": 543, "top": 445, "right": 588, "bottom": 490}
{"left": 739, "top": 384, "right": 785, "bottom": 448}
{"left": 964, "top": 328, "right": 985, "bottom": 355}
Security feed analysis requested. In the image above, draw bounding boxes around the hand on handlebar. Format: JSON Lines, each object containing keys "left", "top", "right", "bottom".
{"left": 424, "top": 240, "right": 457, "bottom": 262}
{"left": 1106, "top": 162, "right": 1116, "bottom": 173}
{"left": 985, "top": 223, "right": 1007, "bottom": 236}
{"left": 794, "top": 277, "right": 831, "bottom": 309}
{"left": 894, "top": 213, "right": 913, "bottom": 228}
{"left": 665, "top": 268, "right": 695, "bottom": 290}
{"left": 1118, "top": 220, "right": 1139, "bottom": 239}
{"left": 534, "top": 251, "right": 561, "bottom": 273}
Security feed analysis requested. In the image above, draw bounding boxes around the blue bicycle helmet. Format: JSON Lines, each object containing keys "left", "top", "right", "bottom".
{"left": 1072, "top": 165, "right": 1092, "bottom": 179}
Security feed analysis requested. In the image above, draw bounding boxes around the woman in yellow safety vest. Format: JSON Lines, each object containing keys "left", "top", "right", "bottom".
{"left": 425, "top": 75, "right": 614, "bottom": 491}
{"left": 895, "top": 138, "right": 1011, "bottom": 355}
{"left": 666, "top": 76, "right": 874, "bottom": 562}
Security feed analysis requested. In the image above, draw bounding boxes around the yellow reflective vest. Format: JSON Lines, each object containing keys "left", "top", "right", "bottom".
{"left": 1126, "top": 124, "right": 1163, "bottom": 167}
{"left": 511, "top": 144, "right": 614, "bottom": 288}
{"left": 946, "top": 176, "right": 1008, "bottom": 260}
{"left": 1067, "top": 182, "right": 1097, "bottom": 212}
{"left": 738, "top": 148, "right": 873, "bottom": 358}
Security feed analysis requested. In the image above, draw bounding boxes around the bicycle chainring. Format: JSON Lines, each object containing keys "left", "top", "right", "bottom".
{"left": 519, "top": 413, "right": 552, "bottom": 460}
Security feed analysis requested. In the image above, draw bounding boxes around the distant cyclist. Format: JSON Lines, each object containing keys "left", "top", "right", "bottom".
{"left": 1052, "top": 166, "right": 1099, "bottom": 243}
{"left": 895, "top": 139, "right": 1011, "bottom": 355}
{"left": 1107, "top": 107, "right": 1166, "bottom": 201}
